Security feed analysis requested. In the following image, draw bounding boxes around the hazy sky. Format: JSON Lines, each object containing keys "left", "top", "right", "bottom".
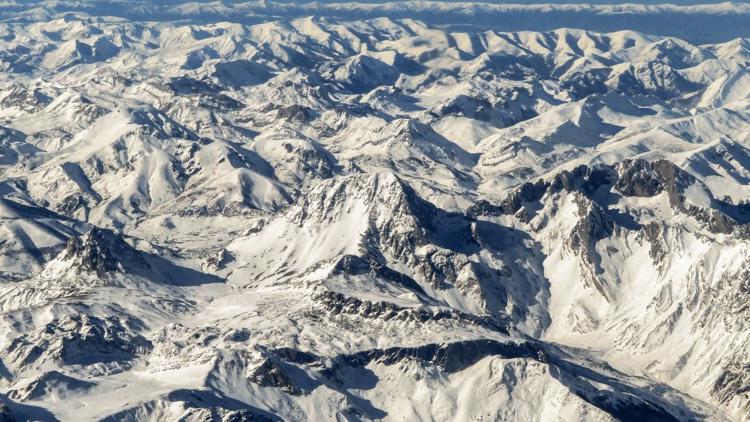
{"left": 271, "top": 0, "right": 750, "bottom": 3}
{"left": 5, "top": 0, "right": 747, "bottom": 44}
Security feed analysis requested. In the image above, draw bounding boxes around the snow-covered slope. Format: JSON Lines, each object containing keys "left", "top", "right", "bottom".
{"left": 0, "top": 3, "right": 749, "bottom": 421}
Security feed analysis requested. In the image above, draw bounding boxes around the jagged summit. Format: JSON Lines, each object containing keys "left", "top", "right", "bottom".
{"left": 61, "top": 227, "right": 148, "bottom": 276}
{"left": 228, "top": 172, "right": 477, "bottom": 289}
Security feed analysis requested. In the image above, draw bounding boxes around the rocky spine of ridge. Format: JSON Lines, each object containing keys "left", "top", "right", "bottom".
{"left": 62, "top": 227, "right": 149, "bottom": 276}
{"left": 286, "top": 172, "right": 479, "bottom": 290}
{"left": 5, "top": 314, "right": 152, "bottom": 375}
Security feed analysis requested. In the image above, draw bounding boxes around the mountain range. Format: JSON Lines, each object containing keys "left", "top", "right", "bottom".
{"left": 0, "top": 2, "right": 748, "bottom": 421}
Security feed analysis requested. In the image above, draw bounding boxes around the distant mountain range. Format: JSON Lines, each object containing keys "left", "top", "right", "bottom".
{"left": 1, "top": 1, "right": 750, "bottom": 43}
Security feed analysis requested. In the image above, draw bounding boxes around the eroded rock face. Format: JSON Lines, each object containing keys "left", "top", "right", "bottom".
{"left": 333, "top": 339, "right": 542, "bottom": 373}
{"left": 608, "top": 61, "right": 698, "bottom": 100}
{"left": 249, "top": 357, "right": 302, "bottom": 395}
{"left": 568, "top": 197, "right": 614, "bottom": 298}
{"left": 63, "top": 228, "right": 148, "bottom": 276}
{"left": 713, "top": 360, "right": 750, "bottom": 414}
{"left": 314, "top": 289, "right": 508, "bottom": 333}
{"left": 490, "top": 158, "right": 750, "bottom": 236}
{"left": 0, "top": 84, "right": 51, "bottom": 112}
{"left": 5, "top": 314, "right": 152, "bottom": 372}
{"left": 615, "top": 159, "right": 690, "bottom": 203}
{"left": 286, "top": 172, "right": 479, "bottom": 290}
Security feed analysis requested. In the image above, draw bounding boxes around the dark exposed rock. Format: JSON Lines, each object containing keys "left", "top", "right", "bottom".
{"left": 485, "top": 163, "right": 617, "bottom": 220}
{"left": 429, "top": 93, "right": 536, "bottom": 127}
{"left": 276, "top": 139, "right": 338, "bottom": 181}
{"left": 608, "top": 62, "right": 699, "bottom": 100}
{"left": 641, "top": 221, "right": 667, "bottom": 264}
{"left": 561, "top": 68, "right": 610, "bottom": 100}
{"left": 99, "top": 389, "right": 279, "bottom": 422}
{"left": 501, "top": 180, "right": 548, "bottom": 215}
{"left": 698, "top": 207, "right": 736, "bottom": 235}
{"left": 270, "top": 340, "right": 692, "bottom": 421}
{"left": 712, "top": 360, "right": 750, "bottom": 412}
{"left": 64, "top": 227, "right": 149, "bottom": 276}
{"left": 331, "top": 339, "right": 541, "bottom": 374}
{"left": 57, "top": 193, "right": 98, "bottom": 217}
{"left": 221, "top": 409, "right": 276, "bottom": 422}
{"left": 5, "top": 314, "right": 152, "bottom": 370}
{"left": 0, "top": 84, "right": 52, "bottom": 112}
{"left": 432, "top": 94, "right": 493, "bottom": 118}
{"left": 176, "top": 203, "right": 267, "bottom": 217}
{"left": 292, "top": 173, "right": 478, "bottom": 289}
{"left": 495, "top": 158, "right": 750, "bottom": 239}
{"left": 615, "top": 159, "right": 690, "bottom": 206}
{"left": 206, "top": 249, "right": 235, "bottom": 271}
{"left": 168, "top": 76, "right": 222, "bottom": 95}
{"left": 548, "top": 164, "right": 618, "bottom": 198}
{"left": 314, "top": 290, "right": 508, "bottom": 334}
{"left": 331, "top": 254, "right": 425, "bottom": 294}
{"left": 274, "top": 104, "right": 313, "bottom": 123}
{"left": 331, "top": 255, "right": 371, "bottom": 276}
{"left": 568, "top": 198, "right": 614, "bottom": 298}
{"left": 249, "top": 357, "right": 302, "bottom": 395}
{"left": 466, "top": 199, "right": 504, "bottom": 217}
{"left": 570, "top": 199, "right": 614, "bottom": 253}
{"left": 615, "top": 159, "right": 750, "bottom": 234}
{"left": 129, "top": 106, "right": 199, "bottom": 140}
{"left": 223, "top": 328, "right": 252, "bottom": 343}
{"left": 271, "top": 339, "right": 541, "bottom": 376}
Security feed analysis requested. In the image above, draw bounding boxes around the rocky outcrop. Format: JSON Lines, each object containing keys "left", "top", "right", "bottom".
{"left": 615, "top": 159, "right": 690, "bottom": 204}
{"left": 568, "top": 197, "right": 614, "bottom": 298}
{"left": 314, "top": 289, "right": 508, "bottom": 333}
{"left": 334, "top": 339, "right": 541, "bottom": 374}
{"left": 287, "top": 173, "right": 478, "bottom": 289}
{"left": 5, "top": 314, "right": 152, "bottom": 372}
{"left": 249, "top": 357, "right": 302, "bottom": 395}
{"left": 712, "top": 360, "right": 750, "bottom": 414}
{"left": 0, "top": 84, "right": 51, "bottom": 112}
{"left": 63, "top": 227, "right": 149, "bottom": 276}
{"left": 269, "top": 340, "right": 693, "bottom": 421}
{"left": 330, "top": 254, "right": 425, "bottom": 294}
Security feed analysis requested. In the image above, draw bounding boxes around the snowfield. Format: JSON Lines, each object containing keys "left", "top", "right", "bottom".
{"left": 0, "top": 1, "right": 749, "bottom": 421}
